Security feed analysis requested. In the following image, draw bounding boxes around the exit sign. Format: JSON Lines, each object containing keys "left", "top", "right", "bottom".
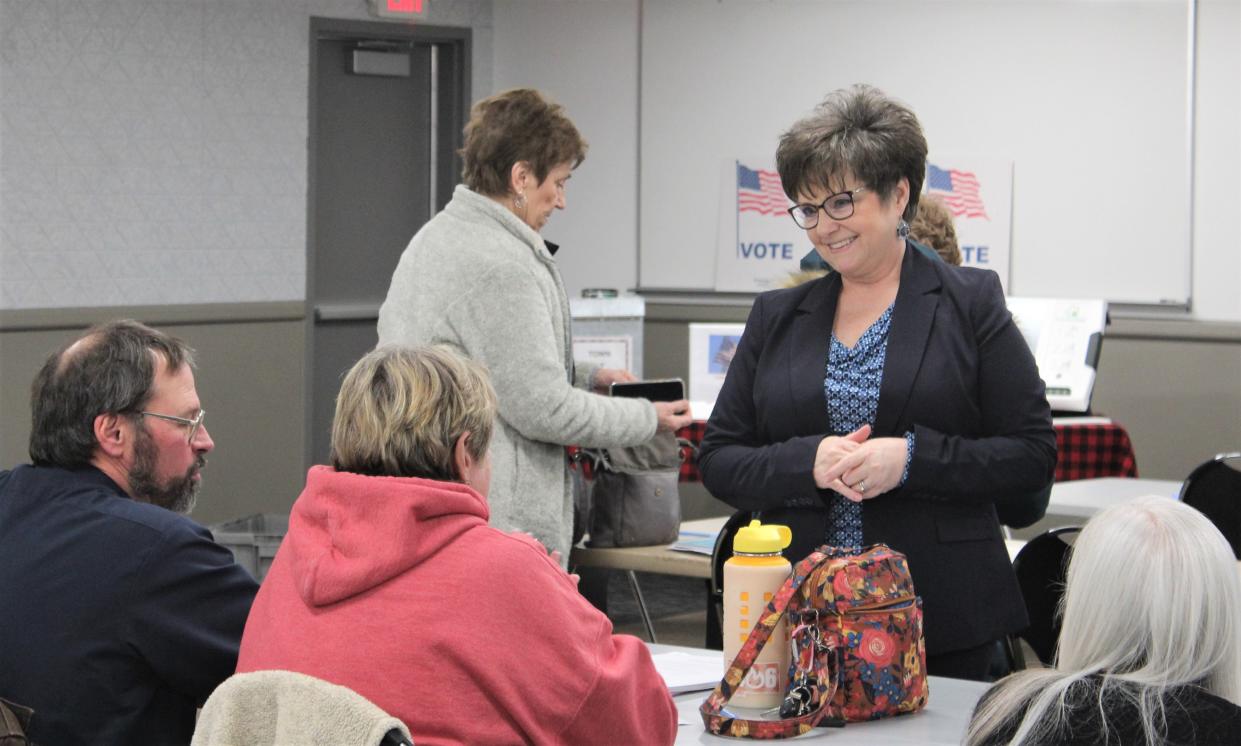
{"left": 368, "top": 0, "right": 424, "bottom": 19}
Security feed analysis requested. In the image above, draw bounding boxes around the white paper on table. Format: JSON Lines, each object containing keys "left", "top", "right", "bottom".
{"left": 651, "top": 651, "right": 725, "bottom": 694}
{"left": 670, "top": 531, "right": 716, "bottom": 556}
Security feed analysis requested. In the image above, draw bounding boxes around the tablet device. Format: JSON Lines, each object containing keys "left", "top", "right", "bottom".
{"left": 610, "top": 378, "right": 685, "bottom": 402}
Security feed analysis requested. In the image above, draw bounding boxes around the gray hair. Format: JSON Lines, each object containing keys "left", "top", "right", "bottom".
{"left": 965, "top": 497, "right": 1241, "bottom": 746}
{"left": 776, "top": 84, "right": 927, "bottom": 221}
{"left": 29, "top": 320, "right": 195, "bottom": 468}
{"left": 330, "top": 345, "right": 496, "bottom": 481}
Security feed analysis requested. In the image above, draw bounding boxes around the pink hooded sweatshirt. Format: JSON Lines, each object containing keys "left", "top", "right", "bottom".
{"left": 236, "top": 466, "right": 676, "bottom": 745}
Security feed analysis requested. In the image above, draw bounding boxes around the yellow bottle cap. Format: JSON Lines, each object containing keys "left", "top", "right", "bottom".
{"left": 732, "top": 520, "right": 792, "bottom": 554}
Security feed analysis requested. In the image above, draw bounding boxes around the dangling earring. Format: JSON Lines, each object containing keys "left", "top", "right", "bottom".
{"left": 896, "top": 219, "right": 910, "bottom": 238}
{"left": 514, "top": 192, "right": 526, "bottom": 211}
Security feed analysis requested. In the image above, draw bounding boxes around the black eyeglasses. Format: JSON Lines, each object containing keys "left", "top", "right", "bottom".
{"left": 140, "top": 409, "right": 206, "bottom": 444}
{"left": 787, "top": 186, "right": 869, "bottom": 229}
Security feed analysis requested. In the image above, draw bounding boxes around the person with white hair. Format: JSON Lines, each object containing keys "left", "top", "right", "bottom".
{"left": 966, "top": 496, "right": 1241, "bottom": 745}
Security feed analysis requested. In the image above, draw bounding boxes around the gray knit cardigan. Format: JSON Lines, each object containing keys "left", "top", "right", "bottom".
{"left": 377, "top": 185, "right": 657, "bottom": 560}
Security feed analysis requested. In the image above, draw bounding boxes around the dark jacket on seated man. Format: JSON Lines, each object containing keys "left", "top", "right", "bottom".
{"left": 0, "top": 466, "right": 257, "bottom": 745}
{"left": 0, "top": 320, "right": 258, "bottom": 746}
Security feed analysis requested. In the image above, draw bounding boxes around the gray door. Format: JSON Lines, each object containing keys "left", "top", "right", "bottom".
{"left": 307, "top": 20, "right": 470, "bottom": 467}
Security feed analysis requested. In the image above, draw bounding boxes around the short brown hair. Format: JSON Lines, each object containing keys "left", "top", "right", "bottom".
{"left": 29, "top": 320, "right": 194, "bottom": 468}
{"left": 776, "top": 84, "right": 927, "bottom": 221}
{"left": 909, "top": 196, "right": 962, "bottom": 265}
{"left": 330, "top": 345, "right": 497, "bottom": 481}
{"left": 460, "top": 88, "right": 587, "bottom": 197}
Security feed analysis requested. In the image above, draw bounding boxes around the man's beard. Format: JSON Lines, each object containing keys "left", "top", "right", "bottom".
{"left": 129, "top": 425, "right": 204, "bottom": 515}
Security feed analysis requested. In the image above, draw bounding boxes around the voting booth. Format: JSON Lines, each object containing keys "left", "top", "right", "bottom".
{"left": 1005, "top": 297, "right": 1108, "bottom": 414}
{"left": 570, "top": 294, "right": 646, "bottom": 378}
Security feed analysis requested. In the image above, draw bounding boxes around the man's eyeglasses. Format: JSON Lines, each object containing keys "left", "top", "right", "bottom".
{"left": 787, "top": 186, "right": 869, "bottom": 229}
{"left": 140, "top": 409, "right": 206, "bottom": 444}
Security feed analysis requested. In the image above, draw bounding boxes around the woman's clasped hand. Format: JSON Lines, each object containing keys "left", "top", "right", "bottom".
{"left": 813, "top": 424, "right": 908, "bottom": 502}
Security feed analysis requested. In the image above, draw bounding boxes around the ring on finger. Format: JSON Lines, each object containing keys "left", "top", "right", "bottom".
{"left": 857, "top": 480, "right": 867, "bottom": 494}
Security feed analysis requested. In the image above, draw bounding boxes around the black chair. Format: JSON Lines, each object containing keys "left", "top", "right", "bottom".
{"left": 704, "top": 510, "right": 755, "bottom": 650}
{"left": 0, "top": 697, "right": 35, "bottom": 745}
{"left": 1011, "top": 526, "right": 1081, "bottom": 667}
{"left": 1179, "top": 452, "right": 1241, "bottom": 559}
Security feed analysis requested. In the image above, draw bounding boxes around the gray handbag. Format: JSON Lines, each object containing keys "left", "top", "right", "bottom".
{"left": 580, "top": 432, "right": 689, "bottom": 548}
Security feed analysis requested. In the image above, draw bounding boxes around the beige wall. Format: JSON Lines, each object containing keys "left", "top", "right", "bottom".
{"left": 0, "top": 304, "right": 307, "bottom": 527}
{"left": 1093, "top": 320, "right": 1241, "bottom": 480}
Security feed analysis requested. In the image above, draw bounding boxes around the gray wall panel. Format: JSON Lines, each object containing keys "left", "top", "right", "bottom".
{"left": 1, "top": 308, "right": 307, "bottom": 526}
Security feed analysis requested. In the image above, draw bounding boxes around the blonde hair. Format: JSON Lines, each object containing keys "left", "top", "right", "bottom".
{"left": 966, "top": 497, "right": 1241, "bottom": 746}
{"left": 330, "top": 345, "right": 497, "bottom": 481}
{"left": 779, "top": 269, "right": 829, "bottom": 288}
{"left": 909, "top": 195, "right": 962, "bottom": 266}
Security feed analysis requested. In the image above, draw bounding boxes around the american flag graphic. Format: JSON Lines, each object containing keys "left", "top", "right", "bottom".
{"left": 926, "top": 164, "right": 989, "bottom": 220}
{"left": 737, "top": 163, "right": 789, "bottom": 216}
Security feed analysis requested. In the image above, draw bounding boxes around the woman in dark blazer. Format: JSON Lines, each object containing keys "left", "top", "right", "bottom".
{"left": 698, "top": 85, "right": 1056, "bottom": 681}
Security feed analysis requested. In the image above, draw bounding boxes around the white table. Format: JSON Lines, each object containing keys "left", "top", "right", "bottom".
{"left": 655, "top": 645, "right": 990, "bottom": 745}
{"left": 1046, "top": 477, "right": 1182, "bottom": 518}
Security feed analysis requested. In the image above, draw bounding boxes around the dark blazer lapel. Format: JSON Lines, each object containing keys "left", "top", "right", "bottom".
{"left": 875, "top": 246, "right": 941, "bottom": 436}
{"left": 788, "top": 273, "right": 840, "bottom": 436}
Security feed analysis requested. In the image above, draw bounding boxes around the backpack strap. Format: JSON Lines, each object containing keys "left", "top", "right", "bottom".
{"left": 699, "top": 550, "right": 845, "bottom": 739}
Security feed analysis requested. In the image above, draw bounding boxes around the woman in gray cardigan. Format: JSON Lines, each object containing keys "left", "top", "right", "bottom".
{"left": 377, "top": 88, "right": 691, "bottom": 562}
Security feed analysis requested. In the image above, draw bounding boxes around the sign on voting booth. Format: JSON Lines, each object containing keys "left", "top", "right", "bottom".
{"left": 688, "top": 322, "right": 746, "bottom": 420}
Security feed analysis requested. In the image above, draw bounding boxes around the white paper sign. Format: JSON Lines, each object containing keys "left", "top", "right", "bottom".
{"left": 688, "top": 322, "right": 746, "bottom": 420}
{"left": 572, "top": 336, "right": 632, "bottom": 372}
{"left": 924, "top": 155, "right": 1013, "bottom": 291}
{"left": 714, "top": 158, "right": 813, "bottom": 292}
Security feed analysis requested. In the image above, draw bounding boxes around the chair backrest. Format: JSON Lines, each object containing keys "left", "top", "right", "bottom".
{"left": 192, "top": 670, "right": 413, "bottom": 746}
{"left": 705, "top": 510, "right": 756, "bottom": 650}
{"left": 1012, "top": 526, "right": 1082, "bottom": 666}
{"left": 1179, "top": 452, "right": 1241, "bottom": 559}
{"left": 709, "top": 510, "right": 757, "bottom": 596}
{"left": 0, "top": 697, "right": 35, "bottom": 746}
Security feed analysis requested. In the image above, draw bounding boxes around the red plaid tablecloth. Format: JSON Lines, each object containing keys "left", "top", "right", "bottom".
{"left": 1052, "top": 420, "right": 1138, "bottom": 481}
{"left": 671, "top": 419, "right": 1137, "bottom": 484}
{"left": 676, "top": 421, "right": 708, "bottom": 482}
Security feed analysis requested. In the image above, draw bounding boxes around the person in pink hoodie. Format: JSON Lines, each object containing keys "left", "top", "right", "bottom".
{"left": 236, "top": 345, "right": 677, "bottom": 745}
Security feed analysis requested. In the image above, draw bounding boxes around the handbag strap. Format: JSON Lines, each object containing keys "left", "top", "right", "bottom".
{"left": 699, "top": 549, "right": 844, "bottom": 739}
{"left": 676, "top": 437, "right": 697, "bottom": 465}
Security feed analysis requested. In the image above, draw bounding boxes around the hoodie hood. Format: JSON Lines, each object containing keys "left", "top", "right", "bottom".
{"left": 285, "top": 465, "right": 490, "bottom": 607}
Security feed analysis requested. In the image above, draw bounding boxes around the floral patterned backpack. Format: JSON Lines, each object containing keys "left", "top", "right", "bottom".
{"left": 700, "top": 544, "right": 929, "bottom": 739}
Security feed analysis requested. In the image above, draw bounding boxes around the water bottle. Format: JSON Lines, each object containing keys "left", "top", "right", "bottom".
{"left": 722, "top": 519, "right": 793, "bottom": 708}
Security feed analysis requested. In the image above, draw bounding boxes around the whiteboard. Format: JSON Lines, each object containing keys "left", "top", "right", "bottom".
{"left": 639, "top": 0, "right": 1192, "bottom": 307}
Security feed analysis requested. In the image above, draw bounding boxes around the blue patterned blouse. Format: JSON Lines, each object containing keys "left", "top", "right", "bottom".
{"left": 821, "top": 304, "right": 893, "bottom": 548}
